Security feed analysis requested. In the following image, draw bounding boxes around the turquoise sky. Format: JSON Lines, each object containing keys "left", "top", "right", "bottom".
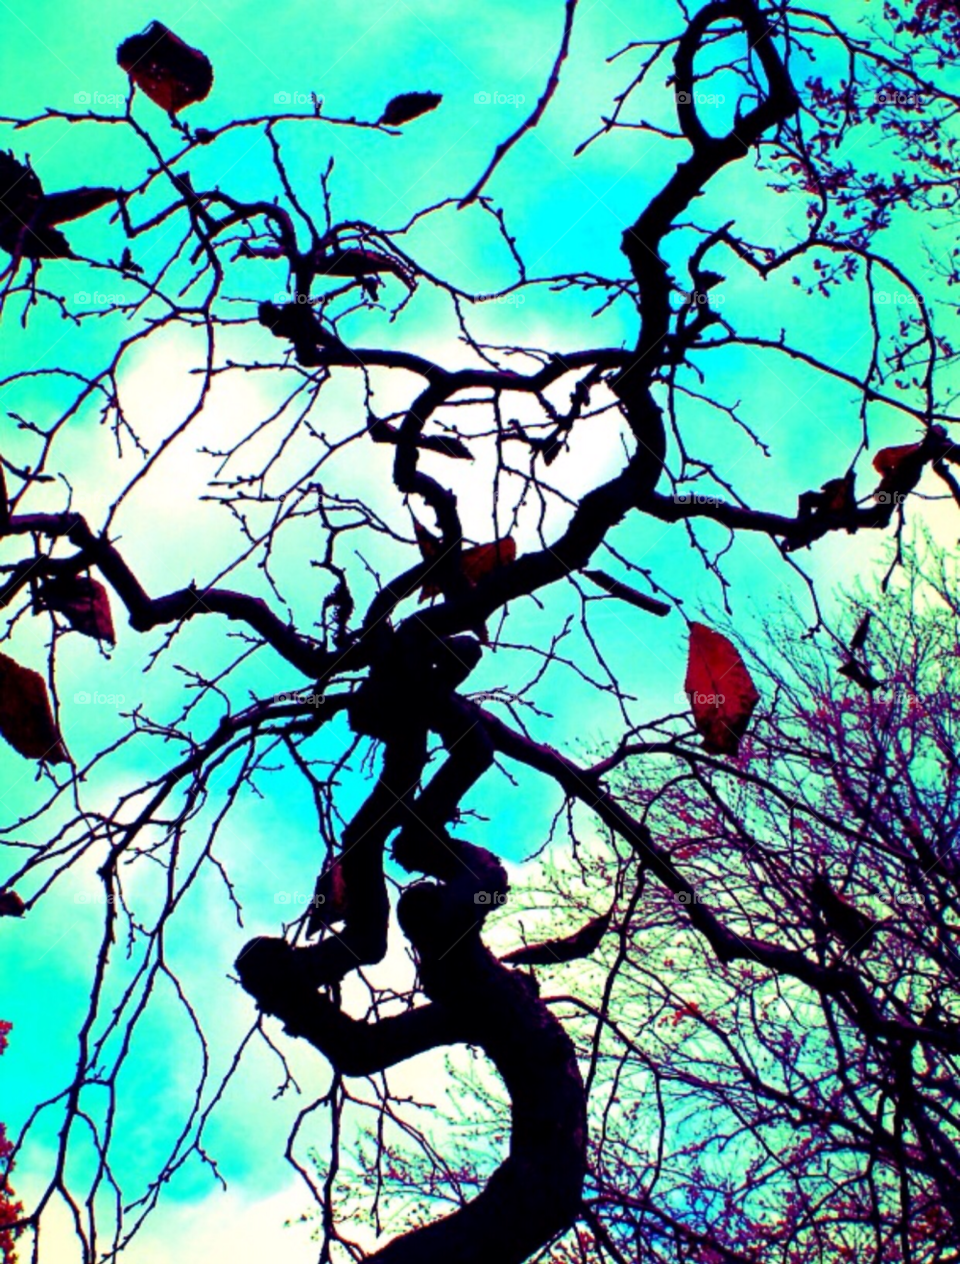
{"left": 0, "top": 1, "right": 947, "bottom": 1260}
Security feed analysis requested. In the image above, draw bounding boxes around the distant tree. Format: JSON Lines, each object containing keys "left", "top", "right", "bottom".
{"left": 0, "top": 1023, "right": 23, "bottom": 1264}
{"left": 493, "top": 537, "right": 959, "bottom": 1261}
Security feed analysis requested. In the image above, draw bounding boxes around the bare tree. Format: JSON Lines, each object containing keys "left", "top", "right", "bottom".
{"left": 1, "top": 2, "right": 959, "bottom": 1261}
{"left": 458, "top": 536, "right": 956, "bottom": 1262}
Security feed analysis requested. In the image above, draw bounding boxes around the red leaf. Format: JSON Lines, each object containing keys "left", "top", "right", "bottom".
{"left": 461, "top": 537, "right": 517, "bottom": 585}
{"left": 872, "top": 443, "right": 923, "bottom": 476}
{"left": 413, "top": 520, "right": 516, "bottom": 601}
{"left": 872, "top": 441, "right": 926, "bottom": 497}
{"left": 0, "top": 652, "right": 69, "bottom": 763}
{"left": 0, "top": 891, "right": 24, "bottom": 918}
{"left": 117, "top": 21, "right": 213, "bottom": 113}
{"left": 39, "top": 576, "right": 115, "bottom": 644}
{"left": 684, "top": 623, "right": 759, "bottom": 755}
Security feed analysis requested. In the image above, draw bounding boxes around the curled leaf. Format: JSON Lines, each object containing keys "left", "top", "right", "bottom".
{"left": 684, "top": 622, "right": 759, "bottom": 756}
{"left": 39, "top": 576, "right": 115, "bottom": 644}
{"left": 0, "top": 652, "right": 69, "bottom": 763}
{"left": 380, "top": 91, "right": 442, "bottom": 126}
{"left": 117, "top": 21, "right": 213, "bottom": 113}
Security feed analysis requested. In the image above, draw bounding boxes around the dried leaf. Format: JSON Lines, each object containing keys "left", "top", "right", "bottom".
{"left": 39, "top": 576, "right": 115, "bottom": 644}
{"left": 872, "top": 441, "right": 925, "bottom": 499}
{"left": 684, "top": 622, "right": 759, "bottom": 755}
{"left": 820, "top": 472, "right": 856, "bottom": 516}
{"left": 117, "top": 21, "right": 213, "bottom": 113}
{"left": 0, "top": 652, "right": 69, "bottom": 763}
{"left": 413, "top": 521, "right": 516, "bottom": 600}
{"left": 461, "top": 536, "right": 517, "bottom": 585}
{"left": 380, "top": 91, "right": 442, "bottom": 126}
{"left": 0, "top": 890, "right": 25, "bottom": 918}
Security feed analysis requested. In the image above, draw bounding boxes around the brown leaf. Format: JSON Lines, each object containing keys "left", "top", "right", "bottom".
{"left": 684, "top": 622, "right": 759, "bottom": 755}
{"left": 39, "top": 576, "right": 115, "bottom": 644}
{"left": 0, "top": 890, "right": 25, "bottom": 918}
{"left": 117, "top": 21, "right": 213, "bottom": 113}
{"left": 0, "top": 652, "right": 69, "bottom": 763}
{"left": 380, "top": 91, "right": 442, "bottom": 126}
